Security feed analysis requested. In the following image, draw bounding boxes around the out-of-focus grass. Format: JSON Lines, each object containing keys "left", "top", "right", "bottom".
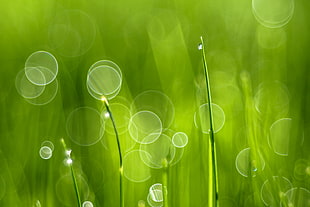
{"left": 0, "top": 0, "right": 310, "bottom": 206}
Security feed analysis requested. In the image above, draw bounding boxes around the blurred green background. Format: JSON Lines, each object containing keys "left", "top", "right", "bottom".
{"left": 0, "top": 0, "right": 310, "bottom": 206}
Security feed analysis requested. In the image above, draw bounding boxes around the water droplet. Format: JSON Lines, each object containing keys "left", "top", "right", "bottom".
{"left": 251, "top": 160, "right": 258, "bottom": 173}
{"left": 65, "top": 149, "right": 72, "bottom": 157}
{"left": 104, "top": 112, "right": 110, "bottom": 118}
{"left": 64, "top": 158, "right": 73, "bottom": 166}
{"left": 198, "top": 43, "right": 203, "bottom": 50}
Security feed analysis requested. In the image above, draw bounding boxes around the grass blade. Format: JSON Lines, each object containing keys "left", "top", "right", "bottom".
{"left": 60, "top": 139, "right": 82, "bottom": 207}
{"left": 162, "top": 158, "right": 169, "bottom": 207}
{"left": 199, "top": 36, "right": 219, "bottom": 207}
{"left": 101, "top": 96, "right": 124, "bottom": 207}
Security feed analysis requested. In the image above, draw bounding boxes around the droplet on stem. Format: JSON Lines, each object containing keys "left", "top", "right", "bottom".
{"left": 65, "top": 158, "right": 73, "bottom": 166}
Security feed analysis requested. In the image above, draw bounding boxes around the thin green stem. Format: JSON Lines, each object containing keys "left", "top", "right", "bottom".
{"left": 200, "top": 36, "right": 219, "bottom": 207}
{"left": 70, "top": 164, "right": 81, "bottom": 207}
{"left": 162, "top": 158, "right": 169, "bottom": 207}
{"left": 101, "top": 96, "right": 124, "bottom": 207}
{"left": 60, "top": 139, "right": 82, "bottom": 207}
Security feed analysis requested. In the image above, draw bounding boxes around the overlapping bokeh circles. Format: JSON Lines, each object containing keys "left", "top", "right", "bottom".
{"left": 252, "top": 0, "right": 294, "bottom": 28}
{"left": 158, "top": 129, "right": 186, "bottom": 167}
{"left": 48, "top": 9, "right": 96, "bottom": 57}
{"left": 149, "top": 183, "right": 163, "bottom": 202}
{"left": 66, "top": 107, "right": 105, "bottom": 146}
{"left": 147, "top": 191, "right": 163, "bottom": 207}
{"left": 39, "top": 146, "right": 53, "bottom": 160}
{"left": 88, "top": 66, "right": 121, "bottom": 95}
{"left": 39, "top": 140, "right": 55, "bottom": 160}
{"left": 41, "top": 140, "right": 55, "bottom": 151}
{"left": 147, "top": 183, "right": 164, "bottom": 207}
{"left": 128, "top": 110, "right": 163, "bottom": 144}
{"left": 3, "top": 1, "right": 309, "bottom": 207}
{"left": 25, "top": 78, "right": 59, "bottom": 105}
{"left": 16, "top": 51, "right": 59, "bottom": 105}
{"left": 139, "top": 134, "right": 175, "bottom": 169}
{"left": 86, "top": 60, "right": 122, "bottom": 100}
{"left": 280, "top": 187, "right": 310, "bottom": 207}
{"left": 25, "top": 51, "right": 58, "bottom": 85}
{"left": 260, "top": 176, "right": 292, "bottom": 206}
{"left": 101, "top": 100, "right": 136, "bottom": 152}
{"left": 130, "top": 90, "right": 175, "bottom": 129}
{"left": 15, "top": 69, "right": 45, "bottom": 99}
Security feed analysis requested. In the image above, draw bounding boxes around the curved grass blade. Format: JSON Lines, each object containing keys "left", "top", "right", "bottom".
{"left": 60, "top": 138, "right": 82, "bottom": 207}
{"left": 199, "top": 36, "right": 219, "bottom": 207}
{"left": 101, "top": 96, "right": 124, "bottom": 207}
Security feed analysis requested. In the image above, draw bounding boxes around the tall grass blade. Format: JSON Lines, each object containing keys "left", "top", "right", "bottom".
{"left": 199, "top": 36, "right": 219, "bottom": 207}
{"left": 162, "top": 158, "right": 169, "bottom": 207}
{"left": 101, "top": 96, "right": 124, "bottom": 207}
{"left": 60, "top": 139, "right": 82, "bottom": 207}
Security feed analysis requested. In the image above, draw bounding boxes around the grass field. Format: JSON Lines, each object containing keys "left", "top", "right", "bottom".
{"left": 0, "top": 0, "right": 310, "bottom": 206}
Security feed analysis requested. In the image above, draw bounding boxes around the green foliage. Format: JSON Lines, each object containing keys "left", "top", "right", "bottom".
{"left": 0, "top": 0, "right": 310, "bottom": 206}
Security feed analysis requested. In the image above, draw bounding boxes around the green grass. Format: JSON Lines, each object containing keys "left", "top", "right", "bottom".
{"left": 61, "top": 139, "right": 82, "bottom": 207}
{"left": 0, "top": 0, "right": 310, "bottom": 206}
{"left": 101, "top": 96, "right": 124, "bottom": 207}
{"left": 199, "top": 36, "right": 219, "bottom": 207}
